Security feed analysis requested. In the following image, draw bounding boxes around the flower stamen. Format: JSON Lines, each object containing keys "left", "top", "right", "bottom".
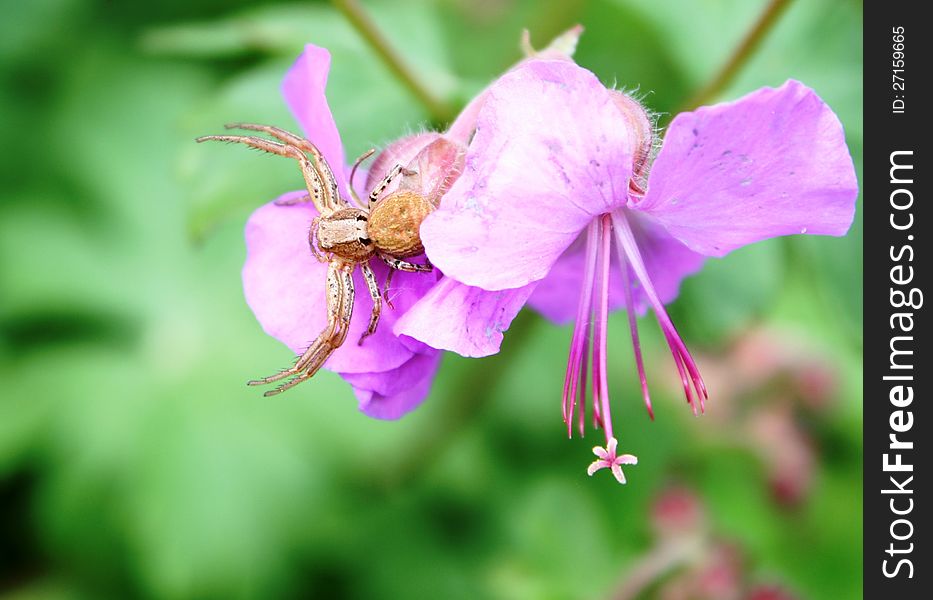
{"left": 617, "top": 243, "right": 654, "bottom": 420}
{"left": 611, "top": 210, "right": 708, "bottom": 413}
{"left": 562, "top": 221, "right": 599, "bottom": 436}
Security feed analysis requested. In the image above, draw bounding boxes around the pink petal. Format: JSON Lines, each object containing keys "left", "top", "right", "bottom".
{"left": 592, "top": 446, "right": 610, "bottom": 460}
{"left": 420, "top": 59, "right": 635, "bottom": 291}
{"left": 394, "top": 276, "right": 535, "bottom": 357}
{"left": 605, "top": 436, "right": 618, "bottom": 456}
{"left": 616, "top": 454, "right": 638, "bottom": 466}
{"left": 527, "top": 212, "right": 705, "bottom": 324}
{"left": 587, "top": 460, "right": 607, "bottom": 476}
{"left": 346, "top": 350, "right": 441, "bottom": 420}
{"left": 282, "top": 44, "right": 348, "bottom": 197}
{"left": 242, "top": 194, "right": 438, "bottom": 374}
{"left": 636, "top": 80, "right": 858, "bottom": 257}
{"left": 610, "top": 463, "right": 627, "bottom": 484}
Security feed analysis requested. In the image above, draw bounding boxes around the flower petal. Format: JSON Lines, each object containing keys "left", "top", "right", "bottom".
{"left": 605, "top": 436, "right": 618, "bottom": 456}
{"left": 610, "top": 463, "right": 627, "bottom": 484}
{"left": 616, "top": 454, "right": 638, "bottom": 466}
{"left": 421, "top": 59, "right": 635, "bottom": 291}
{"left": 637, "top": 80, "right": 858, "bottom": 257}
{"left": 587, "top": 460, "right": 607, "bottom": 476}
{"left": 242, "top": 194, "right": 437, "bottom": 373}
{"left": 346, "top": 350, "right": 441, "bottom": 420}
{"left": 282, "top": 44, "right": 348, "bottom": 196}
{"left": 527, "top": 212, "right": 705, "bottom": 324}
{"left": 394, "top": 277, "right": 535, "bottom": 357}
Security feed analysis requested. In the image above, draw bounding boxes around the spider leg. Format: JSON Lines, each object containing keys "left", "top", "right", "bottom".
{"left": 378, "top": 253, "right": 434, "bottom": 273}
{"left": 358, "top": 262, "right": 381, "bottom": 345}
{"left": 224, "top": 123, "right": 344, "bottom": 209}
{"left": 274, "top": 193, "right": 311, "bottom": 206}
{"left": 308, "top": 217, "right": 327, "bottom": 263}
{"left": 196, "top": 134, "right": 333, "bottom": 213}
{"left": 369, "top": 164, "right": 404, "bottom": 208}
{"left": 264, "top": 265, "right": 355, "bottom": 395}
{"left": 247, "top": 262, "right": 353, "bottom": 394}
{"left": 382, "top": 267, "right": 396, "bottom": 310}
{"left": 349, "top": 149, "right": 376, "bottom": 209}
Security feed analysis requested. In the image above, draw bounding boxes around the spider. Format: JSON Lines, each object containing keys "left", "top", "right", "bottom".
{"left": 197, "top": 123, "right": 450, "bottom": 396}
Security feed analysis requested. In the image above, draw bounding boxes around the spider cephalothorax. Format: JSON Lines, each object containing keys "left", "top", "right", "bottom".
{"left": 197, "top": 123, "right": 464, "bottom": 395}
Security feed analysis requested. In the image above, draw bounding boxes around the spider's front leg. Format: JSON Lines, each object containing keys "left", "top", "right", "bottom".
{"left": 222, "top": 123, "right": 344, "bottom": 209}
{"left": 195, "top": 132, "right": 334, "bottom": 214}
{"left": 248, "top": 261, "right": 355, "bottom": 396}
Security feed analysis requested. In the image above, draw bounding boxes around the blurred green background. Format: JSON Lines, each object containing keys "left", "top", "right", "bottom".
{"left": 0, "top": 0, "right": 861, "bottom": 598}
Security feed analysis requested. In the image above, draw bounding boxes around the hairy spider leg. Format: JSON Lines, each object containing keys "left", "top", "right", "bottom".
{"left": 382, "top": 268, "right": 397, "bottom": 309}
{"left": 274, "top": 193, "right": 312, "bottom": 206}
{"left": 369, "top": 164, "right": 404, "bottom": 208}
{"left": 196, "top": 134, "right": 332, "bottom": 214}
{"left": 307, "top": 216, "right": 327, "bottom": 263}
{"left": 348, "top": 149, "right": 376, "bottom": 209}
{"left": 377, "top": 253, "right": 433, "bottom": 273}
{"left": 377, "top": 253, "right": 433, "bottom": 310}
{"left": 358, "top": 262, "right": 382, "bottom": 345}
{"left": 223, "top": 123, "right": 344, "bottom": 210}
{"left": 246, "top": 261, "right": 344, "bottom": 387}
{"left": 266, "top": 263, "right": 355, "bottom": 395}
{"left": 247, "top": 262, "right": 355, "bottom": 395}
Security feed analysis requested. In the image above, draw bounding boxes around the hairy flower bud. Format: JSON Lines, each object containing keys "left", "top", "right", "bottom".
{"left": 609, "top": 91, "right": 655, "bottom": 195}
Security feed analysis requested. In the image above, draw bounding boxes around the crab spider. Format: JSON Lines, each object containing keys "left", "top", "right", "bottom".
{"left": 197, "top": 123, "right": 441, "bottom": 396}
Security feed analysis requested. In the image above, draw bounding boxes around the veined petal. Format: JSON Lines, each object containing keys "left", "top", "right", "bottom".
{"left": 242, "top": 195, "right": 437, "bottom": 374}
{"left": 282, "top": 44, "right": 349, "bottom": 197}
{"left": 421, "top": 59, "right": 635, "bottom": 291}
{"left": 395, "top": 277, "right": 536, "bottom": 357}
{"left": 346, "top": 350, "right": 441, "bottom": 420}
{"left": 636, "top": 80, "right": 857, "bottom": 257}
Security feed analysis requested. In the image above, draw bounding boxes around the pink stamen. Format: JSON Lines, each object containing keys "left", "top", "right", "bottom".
{"left": 577, "top": 323, "right": 588, "bottom": 436}
{"left": 594, "top": 214, "right": 614, "bottom": 443}
{"left": 611, "top": 210, "right": 708, "bottom": 413}
{"left": 616, "top": 243, "right": 654, "bottom": 420}
{"left": 562, "top": 221, "right": 600, "bottom": 437}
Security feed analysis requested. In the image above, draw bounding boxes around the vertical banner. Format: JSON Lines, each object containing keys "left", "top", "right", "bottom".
{"left": 864, "top": 1, "right": 928, "bottom": 597}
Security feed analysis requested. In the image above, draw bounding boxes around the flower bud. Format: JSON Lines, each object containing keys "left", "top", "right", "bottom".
{"left": 609, "top": 91, "right": 655, "bottom": 195}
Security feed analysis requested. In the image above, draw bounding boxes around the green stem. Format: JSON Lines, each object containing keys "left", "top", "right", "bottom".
{"left": 331, "top": 0, "right": 457, "bottom": 126}
{"left": 680, "top": 0, "right": 793, "bottom": 112}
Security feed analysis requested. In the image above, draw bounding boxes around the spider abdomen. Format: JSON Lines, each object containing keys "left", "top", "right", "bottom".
{"left": 368, "top": 191, "right": 435, "bottom": 258}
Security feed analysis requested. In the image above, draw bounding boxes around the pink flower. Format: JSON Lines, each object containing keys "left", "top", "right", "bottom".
{"left": 403, "top": 59, "right": 858, "bottom": 481}
{"left": 586, "top": 437, "right": 638, "bottom": 483}
{"left": 242, "top": 45, "right": 471, "bottom": 419}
